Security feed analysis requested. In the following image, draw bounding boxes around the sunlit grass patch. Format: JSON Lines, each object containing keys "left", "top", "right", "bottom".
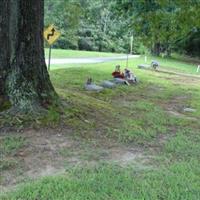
{"left": 2, "top": 162, "right": 200, "bottom": 200}
{"left": 164, "top": 129, "right": 200, "bottom": 161}
{"left": 45, "top": 48, "right": 124, "bottom": 59}
{"left": 49, "top": 60, "right": 200, "bottom": 143}
{"left": 113, "top": 101, "right": 170, "bottom": 143}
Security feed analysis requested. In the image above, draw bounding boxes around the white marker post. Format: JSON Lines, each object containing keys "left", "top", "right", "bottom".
{"left": 48, "top": 45, "right": 52, "bottom": 71}
{"left": 197, "top": 65, "right": 200, "bottom": 73}
{"left": 130, "top": 36, "right": 133, "bottom": 55}
{"left": 126, "top": 53, "right": 129, "bottom": 68}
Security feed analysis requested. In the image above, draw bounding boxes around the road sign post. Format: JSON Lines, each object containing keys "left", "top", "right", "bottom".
{"left": 48, "top": 45, "right": 52, "bottom": 71}
{"left": 44, "top": 25, "right": 61, "bottom": 71}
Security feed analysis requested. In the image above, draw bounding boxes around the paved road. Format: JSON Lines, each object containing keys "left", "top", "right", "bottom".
{"left": 46, "top": 55, "right": 140, "bottom": 65}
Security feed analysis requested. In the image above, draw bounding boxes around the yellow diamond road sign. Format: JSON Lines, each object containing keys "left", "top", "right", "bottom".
{"left": 44, "top": 25, "right": 61, "bottom": 45}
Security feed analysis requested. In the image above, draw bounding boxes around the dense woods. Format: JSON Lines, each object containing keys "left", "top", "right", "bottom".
{"left": 45, "top": 0, "right": 200, "bottom": 57}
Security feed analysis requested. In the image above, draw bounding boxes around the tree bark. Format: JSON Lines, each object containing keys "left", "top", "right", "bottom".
{"left": 0, "top": 0, "right": 10, "bottom": 111}
{"left": 1, "top": 0, "right": 57, "bottom": 113}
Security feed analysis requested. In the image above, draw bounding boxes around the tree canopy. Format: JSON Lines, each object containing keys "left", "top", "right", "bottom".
{"left": 44, "top": 0, "right": 200, "bottom": 56}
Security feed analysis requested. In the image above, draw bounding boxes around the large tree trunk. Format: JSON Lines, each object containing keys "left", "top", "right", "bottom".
{"left": 0, "top": 0, "right": 10, "bottom": 111}
{"left": 1, "top": 0, "right": 57, "bottom": 113}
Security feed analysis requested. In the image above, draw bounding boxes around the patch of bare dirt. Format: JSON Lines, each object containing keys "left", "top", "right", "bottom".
{"left": 160, "top": 94, "right": 198, "bottom": 121}
{"left": 0, "top": 129, "right": 75, "bottom": 190}
{"left": 155, "top": 71, "right": 200, "bottom": 86}
{"left": 107, "top": 146, "right": 154, "bottom": 169}
{"left": 0, "top": 128, "right": 152, "bottom": 192}
{"left": 172, "top": 76, "right": 200, "bottom": 86}
{"left": 166, "top": 110, "right": 197, "bottom": 121}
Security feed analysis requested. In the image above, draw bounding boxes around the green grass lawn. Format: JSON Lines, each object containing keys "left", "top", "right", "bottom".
{"left": 150, "top": 55, "right": 200, "bottom": 74}
{"left": 45, "top": 48, "right": 124, "bottom": 59}
{"left": 1, "top": 51, "right": 200, "bottom": 200}
{"left": 46, "top": 49, "right": 200, "bottom": 75}
{"left": 2, "top": 160, "right": 200, "bottom": 200}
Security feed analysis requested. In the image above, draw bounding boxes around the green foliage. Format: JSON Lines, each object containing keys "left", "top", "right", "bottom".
{"left": 45, "top": 0, "right": 82, "bottom": 49}
{"left": 176, "top": 29, "right": 200, "bottom": 57}
{"left": 44, "top": 0, "right": 135, "bottom": 53}
{"left": 119, "top": 0, "right": 200, "bottom": 56}
{"left": 77, "top": 0, "right": 133, "bottom": 53}
{"left": 0, "top": 99, "right": 11, "bottom": 112}
{"left": 45, "top": 0, "right": 200, "bottom": 56}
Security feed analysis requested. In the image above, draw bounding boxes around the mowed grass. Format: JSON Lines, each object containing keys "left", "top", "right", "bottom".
{"left": 1, "top": 51, "right": 200, "bottom": 199}
{"left": 46, "top": 49, "right": 200, "bottom": 75}
{"left": 2, "top": 160, "right": 200, "bottom": 200}
{"left": 45, "top": 48, "right": 124, "bottom": 59}
{"left": 49, "top": 58, "right": 200, "bottom": 142}
{"left": 150, "top": 55, "right": 200, "bottom": 74}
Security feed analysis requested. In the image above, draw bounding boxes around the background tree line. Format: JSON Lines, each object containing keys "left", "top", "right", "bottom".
{"left": 45, "top": 0, "right": 200, "bottom": 57}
